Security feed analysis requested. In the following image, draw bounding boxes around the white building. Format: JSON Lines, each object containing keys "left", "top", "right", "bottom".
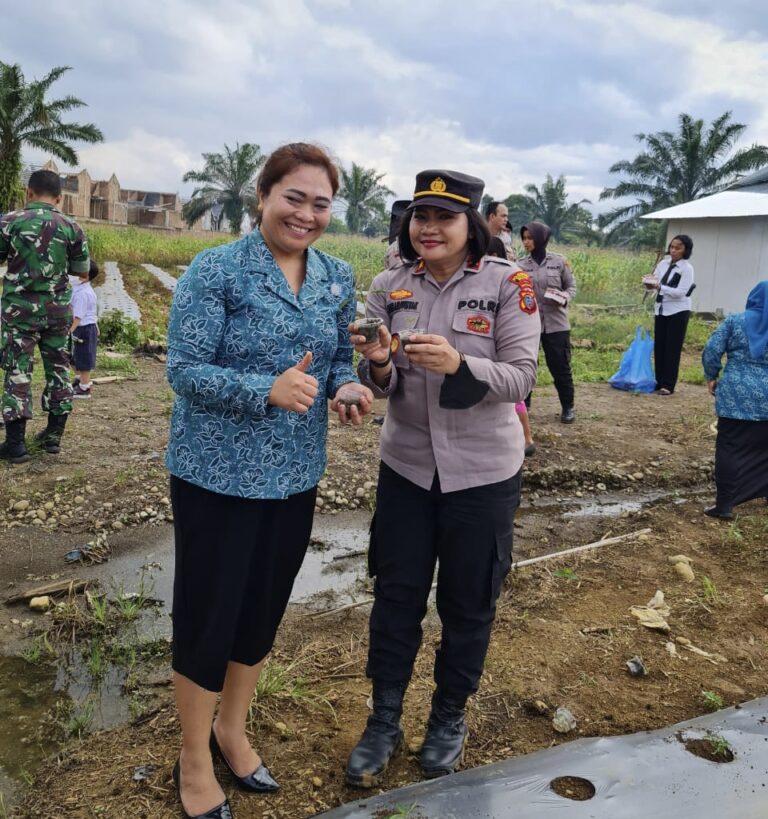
{"left": 643, "top": 167, "right": 768, "bottom": 315}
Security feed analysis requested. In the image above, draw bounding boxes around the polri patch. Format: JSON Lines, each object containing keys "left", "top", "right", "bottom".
{"left": 519, "top": 291, "right": 537, "bottom": 314}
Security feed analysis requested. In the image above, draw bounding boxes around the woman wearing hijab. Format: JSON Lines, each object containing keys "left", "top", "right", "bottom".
{"left": 517, "top": 222, "right": 577, "bottom": 423}
{"left": 701, "top": 280, "right": 768, "bottom": 520}
{"left": 647, "top": 235, "right": 695, "bottom": 395}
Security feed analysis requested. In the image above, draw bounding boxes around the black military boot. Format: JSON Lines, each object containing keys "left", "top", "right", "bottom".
{"left": 34, "top": 413, "right": 68, "bottom": 454}
{"left": 345, "top": 681, "right": 407, "bottom": 787}
{"left": 419, "top": 690, "right": 468, "bottom": 778}
{"left": 0, "top": 419, "right": 31, "bottom": 464}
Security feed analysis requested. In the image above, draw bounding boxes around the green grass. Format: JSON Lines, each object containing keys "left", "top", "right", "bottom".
{"left": 88, "top": 225, "right": 229, "bottom": 267}
{"left": 121, "top": 264, "right": 173, "bottom": 342}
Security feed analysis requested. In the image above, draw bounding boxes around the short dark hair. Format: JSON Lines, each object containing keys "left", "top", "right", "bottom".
{"left": 670, "top": 234, "right": 693, "bottom": 259}
{"left": 398, "top": 208, "right": 491, "bottom": 264}
{"left": 484, "top": 200, "right": 504, "bottom": 218}
{"left": 255, "top": 143, "right": 339, "bottom": 225}
{"left": 28, "top": 170, "right": 61, "bottom": 198}
{"left": 487, "top": 236, "right": 506, "bottom": 259}
{"left": 72, "top": 259, "right": 99, "bottom": 281}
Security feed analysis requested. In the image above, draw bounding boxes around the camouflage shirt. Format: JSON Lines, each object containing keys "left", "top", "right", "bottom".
{"left": 0, "top": 202, "right": 89, "bottom": 303}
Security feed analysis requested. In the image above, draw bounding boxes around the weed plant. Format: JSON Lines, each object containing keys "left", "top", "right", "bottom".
{"left": 702, "top": 690, "right": 724, "bottom": 711}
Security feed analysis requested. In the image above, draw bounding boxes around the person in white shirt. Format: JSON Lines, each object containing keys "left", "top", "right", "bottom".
{"left": 69, "top": 260, "right": 99, "bottom": 399}
{"left": 646, "top": 235, "right": 695, "bottom": 395}
{"left": 483, "top": 201, "right": 516, "bottom": 261}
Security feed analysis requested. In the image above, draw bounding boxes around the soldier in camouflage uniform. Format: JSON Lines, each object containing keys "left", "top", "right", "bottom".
{"left": 0, "top": 170, "right": 90, "bottom": 463}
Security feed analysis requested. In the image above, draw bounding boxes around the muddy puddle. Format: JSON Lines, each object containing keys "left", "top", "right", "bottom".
{"left": 0, "top": 510, "right": 372, "bottom": 807}
{"left": 523, "top": 485, "right": 710, "bottom": 518}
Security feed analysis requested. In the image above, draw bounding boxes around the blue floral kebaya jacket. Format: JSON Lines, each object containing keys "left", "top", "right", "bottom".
{"left": 165, "top": 229, "right": 357, "bottom": 498}
{"left": 702, "top": 312, "right": 768, "bottom": 421}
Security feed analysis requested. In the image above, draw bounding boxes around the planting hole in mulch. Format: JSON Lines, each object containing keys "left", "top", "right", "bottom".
{"left": 550, "top": 775, "right": 596, "bottom": 800}
{"left": 682, "top": 736, "right": 735, "bottom": 763}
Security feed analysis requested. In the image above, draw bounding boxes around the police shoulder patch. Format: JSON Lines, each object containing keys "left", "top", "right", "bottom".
{"left": 519, "top": 291, "right": 538, "bottom": 314}
{"left": 508, "top": 270, "right": 532, "bottom": 286}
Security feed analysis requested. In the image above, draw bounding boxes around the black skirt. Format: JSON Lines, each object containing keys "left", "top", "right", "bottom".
{"left": 715, "top": 417, "right": 768, "bottom": 512}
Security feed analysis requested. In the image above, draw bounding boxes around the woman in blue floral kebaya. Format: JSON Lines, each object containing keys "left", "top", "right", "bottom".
{"left": 702, "top": 280, "right": 768, "bottom": 521}
{"left": 165, "top": 143, "right": 372, "bottom": 819}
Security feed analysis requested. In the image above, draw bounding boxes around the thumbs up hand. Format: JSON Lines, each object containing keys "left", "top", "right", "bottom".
{"left": 268, "top": 352, "right": 319, "bottom": 412}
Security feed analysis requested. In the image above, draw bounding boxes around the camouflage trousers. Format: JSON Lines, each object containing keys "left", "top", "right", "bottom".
{"left": 1, "top": 304, "right": 73, "bottom": 422}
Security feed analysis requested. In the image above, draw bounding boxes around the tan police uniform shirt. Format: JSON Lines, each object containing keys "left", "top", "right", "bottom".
{"left": 516, "top": 252, "right": 576, "bottom": 334}
{"left": 358, "top": 256, "right": 540, "bottom": 492}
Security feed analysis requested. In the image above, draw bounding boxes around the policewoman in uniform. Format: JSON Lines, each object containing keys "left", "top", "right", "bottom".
{"left": 518, "top": 222, "right": 577, "bottom": 423}
{"left": 346, "top": 170, "right": 540, "bottom": 786}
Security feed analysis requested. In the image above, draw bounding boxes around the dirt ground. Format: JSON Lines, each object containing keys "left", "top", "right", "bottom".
{"left": 2, "top": 354, "right": 767, "bottom": 818}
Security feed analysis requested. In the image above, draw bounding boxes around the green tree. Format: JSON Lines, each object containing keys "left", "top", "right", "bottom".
{"left": 506, "top": 175, "right": 597, "bottom": 243}
{"left": 599, "top": 112, "right": 768, "bottom": 243}
{"left": 182, "top": 143, "right": 265, "bottom": 235}
{"left": 338, "top": 163, "right": 394, "bottom": 235}
{"left": 0, "top": 62, "right": 103, "bottom": 212}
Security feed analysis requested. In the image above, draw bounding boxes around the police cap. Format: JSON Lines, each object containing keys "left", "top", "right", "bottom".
{"left": 407, "top": 169, "right": 484, "bottom": 213}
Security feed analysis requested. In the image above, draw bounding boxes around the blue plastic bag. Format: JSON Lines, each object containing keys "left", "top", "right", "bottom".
{"left": 608, "top": 327, "right": 656, "bottom": 393}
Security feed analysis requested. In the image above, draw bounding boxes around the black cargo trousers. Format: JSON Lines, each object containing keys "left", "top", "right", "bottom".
{"left": 366, "top": 461, "right": 521, "bottom": 701}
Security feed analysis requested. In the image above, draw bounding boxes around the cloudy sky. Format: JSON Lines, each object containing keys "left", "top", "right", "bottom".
{"left": 4, "top": 0, "right": 768, "bottom": 212}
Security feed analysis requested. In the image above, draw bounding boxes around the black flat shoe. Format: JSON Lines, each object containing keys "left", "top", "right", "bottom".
{"left": 172, "top": 761, "right": 233, "bottom": 819}
{"left": 704, "top": 506, "right": 734, "bottom": 521}
{"left": 210, "top": 731, "right": 279, "bottom": 793}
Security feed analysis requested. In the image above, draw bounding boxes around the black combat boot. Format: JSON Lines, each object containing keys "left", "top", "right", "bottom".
{"left": 0, "top": 419, "right": 31, "bottom": 464}
{"left": 34, "top": 413, "right": 68, "bottom": 454}
{"left": 345, "top": 681, "right": 407, "bottom": 787}
{"left": 419, "top": 690, "right": 468, "bottom": 778}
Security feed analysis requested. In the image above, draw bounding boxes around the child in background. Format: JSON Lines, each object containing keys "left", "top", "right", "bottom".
{"left": 70, "top": 260, "right": 99, "bottom": 399}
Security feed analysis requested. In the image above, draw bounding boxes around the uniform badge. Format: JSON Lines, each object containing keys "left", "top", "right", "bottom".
{"left": 508, "top": 271, "right": 532, "bottom": 286}
{"left": 519, "top": 292, "right": 537, "bottom": 314}
{"left": 466, "top": 315, "right": 491, "bottom": 334}
{"left": 430, "top": 177, "right": 447, "bottom": 193}
{"left": 389, "top": 289, "right": 413, "bottom": 300}
{"left": 414, "top": 260, "right": 426, "bottom": 273}
{"left": 465, "top": 258, "right": 481, "bottom": 271}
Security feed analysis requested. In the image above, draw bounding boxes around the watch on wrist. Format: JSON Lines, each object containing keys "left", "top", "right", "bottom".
{"left": 370, "top": 354, "right": 392, "bottom": 369}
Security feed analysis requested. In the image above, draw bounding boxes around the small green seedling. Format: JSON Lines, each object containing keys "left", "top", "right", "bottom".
{"left": 702, "top": 690, "right": 724, "bottom": 711}
{"left": 705, "top": 731, "right": 732, "bottom": 758}
{"left": 553, "top": 567, "right": 579, "bottom": 581}
{"left": 701, "top": 576, "right": 720, "bottom": 605}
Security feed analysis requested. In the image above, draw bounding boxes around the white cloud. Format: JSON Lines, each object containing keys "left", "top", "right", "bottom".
{"left": 321, "top": 119, "right": 625, "bottom": 209}
{"left": 71, "top": 130, "right": 196, "bottom": 193}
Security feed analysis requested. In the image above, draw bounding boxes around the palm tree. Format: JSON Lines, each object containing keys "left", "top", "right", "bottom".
{"left": 599, "top": 112, "right": 768, "bottom": 243}
{"left": 182, "top": 143, "right": 265, "bottom": 235}
{"left": 506, "top": 175, "right": 597, "bottom": 243}
{"left": 338, "top": 163, "right": 394, "bottom": 234}
{"left": 0, "top": 62, "right": 103, "bottom": 212}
